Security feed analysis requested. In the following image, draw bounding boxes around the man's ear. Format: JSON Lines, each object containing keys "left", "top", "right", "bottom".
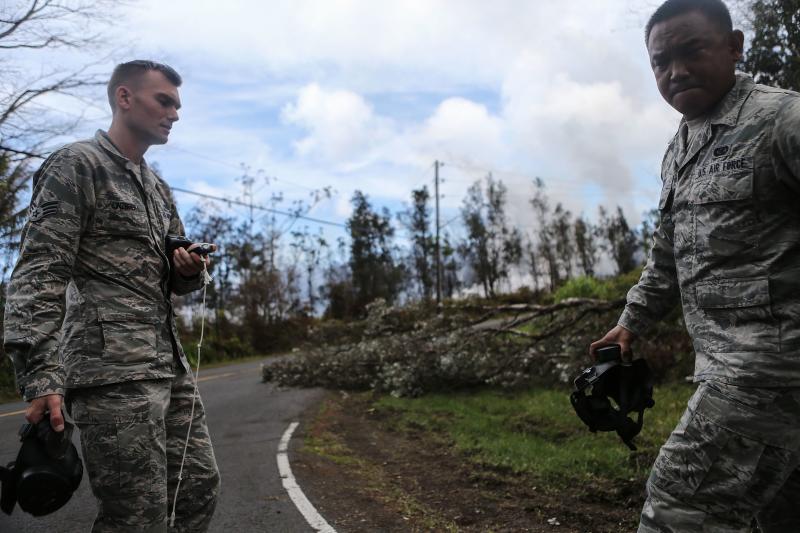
{"left": 115, "top": 85, "right": 133, "bottom": 111}
{"left": 729, "top": 29, "right": 745, "bottom": 62}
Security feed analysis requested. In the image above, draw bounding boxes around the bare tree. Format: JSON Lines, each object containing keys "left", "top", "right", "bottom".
{"left": 524, "top": 236, "right": 541, "bottom": 290}
{"left": 1, "top": 0, "right": 120, "bottom": 158}
{"left": 551, "top": 203, "right": 574, "bottom": 279}
{"left": 530, "top": 177, "right": 560, "bottom": 291}
{"left": 459, "top": 174, "right": 522, "bottom": 298}
{"left": 441, "top": 232, "right": 460, "bottom": 299}
{"left": 573, "top": 215, "right": 599, "bottom": 277}
{"left": 398, "top": 187, "right": 435, "bottom": 302}
{"left": 290, "top": 226, "right": 329, "bottom": 314}
{"left": 597, "top": 206, "right": 638, "bottom": 275}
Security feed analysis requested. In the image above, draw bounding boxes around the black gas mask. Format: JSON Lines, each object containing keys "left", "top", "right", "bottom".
{"left": 0, "top": 413, "right": 83, "bottom": 516}
{"left": 570, "top": 345, "right": 656, "bottom": 451}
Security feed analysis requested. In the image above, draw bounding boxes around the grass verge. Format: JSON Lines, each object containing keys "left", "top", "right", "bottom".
{"left": 373, "top": 383, "right": 695, "bottom": 490}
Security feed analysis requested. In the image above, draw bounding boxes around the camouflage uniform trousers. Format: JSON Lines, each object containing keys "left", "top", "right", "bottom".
{"left": 66, "top": 365, "right": 220, "bottom": 533}
{"left": 639, "top": 381, "right": 800, "bottom": 532}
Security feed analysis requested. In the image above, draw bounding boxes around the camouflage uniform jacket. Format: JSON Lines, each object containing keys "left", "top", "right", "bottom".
{"left": 619, "top": 74, "right": 800, "bottom": 386}
{"left": 3, "top": 130, "right": 202, "bottom": 401}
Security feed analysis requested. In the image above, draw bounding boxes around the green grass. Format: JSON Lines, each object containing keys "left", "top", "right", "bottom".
{"left": 374, "top": 383, "right": 694, "bottom": 488}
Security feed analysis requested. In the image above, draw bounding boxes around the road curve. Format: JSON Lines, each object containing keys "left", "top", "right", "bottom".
{"left": 0, "top": 358, "right": 327, "bottom": 533}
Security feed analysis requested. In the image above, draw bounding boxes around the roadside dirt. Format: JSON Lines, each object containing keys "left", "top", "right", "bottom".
{"left": 292, "top": 391, "right": 644, "bottom": 532}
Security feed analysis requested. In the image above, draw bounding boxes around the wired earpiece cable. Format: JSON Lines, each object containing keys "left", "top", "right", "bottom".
{"left": 170, "top": 257, "right": 212, "bottom": 528}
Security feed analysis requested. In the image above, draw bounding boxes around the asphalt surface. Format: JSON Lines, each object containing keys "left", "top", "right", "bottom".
{"left": 0, "top": 358, "right": 328, "bottom": 533}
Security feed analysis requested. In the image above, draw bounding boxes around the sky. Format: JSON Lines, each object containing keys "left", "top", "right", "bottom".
{"left": 26, "top": 0, "right": 692, "bottom": 249}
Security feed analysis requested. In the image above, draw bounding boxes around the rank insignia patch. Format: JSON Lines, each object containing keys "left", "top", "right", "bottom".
{"left": 28, "top": 201, "right": 60, "bottom": 223}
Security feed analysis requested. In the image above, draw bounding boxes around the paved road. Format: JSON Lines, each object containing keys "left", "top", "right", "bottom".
{"left": 0, "top": 359, "right": 327, "bottom": 533}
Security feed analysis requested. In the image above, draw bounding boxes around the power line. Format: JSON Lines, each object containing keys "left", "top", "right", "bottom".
{"left": 409, "top": 162, "right": 435, "bottom": 191}
{"left": 26, "top": 100, "right": 111, "bottom": 123}
{"left": 163, "top": 144, "right": 323, "bottom": 193}
{"left": 440, "top": 213, "right": 461, "bottom": 229}
{"left": 171, "top": 186, "right": 346, "bottom": 228}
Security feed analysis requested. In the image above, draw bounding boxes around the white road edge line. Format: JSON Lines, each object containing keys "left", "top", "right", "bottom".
{"left": 277, "top": 421, "right": 337, "bottom": 533}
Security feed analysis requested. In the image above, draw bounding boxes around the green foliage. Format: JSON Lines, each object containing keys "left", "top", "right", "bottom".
{"left": 182, "top": 314, "right": 318, "bottom": 366}
{"left": 553, "top": 269, "right": 643, "bottom": 302}
{"left": 183, "top": 335, "right": 251, "bottom": 367}
{"left": 0, "top": 356, "right": 19, "bottom": 401}
{"left": 553, "top": 276, "right": 612, "bottom": 301}
{"left": 743, "top": 0, "right": 800, "bottom": 91}
{"left": 375, "top": 383, "right": 695, "bottom": 486}
{"left": 348, "top": 191, "right": 405, "bottom": 314}
{"left": 323, "top": 278, "right": 358, "bottom": 320}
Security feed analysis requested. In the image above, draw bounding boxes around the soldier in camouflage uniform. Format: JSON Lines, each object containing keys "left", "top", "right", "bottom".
{"left": 3, "top": 60, "right": 220, "bottom": 532}
{"left": 590, "top": 0, "right": 800, "bottom": 531}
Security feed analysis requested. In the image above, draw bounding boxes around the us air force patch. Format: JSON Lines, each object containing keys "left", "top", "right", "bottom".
{"left": 28, "top": 200, "right": 60, "bottom": 223}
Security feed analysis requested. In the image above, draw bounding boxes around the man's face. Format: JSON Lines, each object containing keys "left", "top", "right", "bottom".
{"left": 121, "top": 70, "right": 181, "bottom": 146}
{"left": 647, "top": 11, "right": 743, "bottom": 119}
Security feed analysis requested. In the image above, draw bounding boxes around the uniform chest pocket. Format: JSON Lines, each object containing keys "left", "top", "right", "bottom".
{"left": 93, "top": 202, "right": 150, "bottom": 236}
{"left": 691, "top": 168, "right": 753, "bottom": 205}
{"left": 690, "top": 168, "right": 759, "bottom": 258}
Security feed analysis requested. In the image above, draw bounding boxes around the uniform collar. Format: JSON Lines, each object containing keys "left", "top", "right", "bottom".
{"left": 94, "top": 130, "right": 149, "bottom": 173}
{"left": 673, "top": 73, "right": 754, "bottom": 134}
{"left": 706, "top": 73, "right": 755, "bottom": 127}
{"left": 669, "top": 73, "right": 755, "bottom": 168}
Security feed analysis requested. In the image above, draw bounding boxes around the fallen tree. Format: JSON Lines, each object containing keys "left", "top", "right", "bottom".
{"left": 262, "top": 297, "right": 692, "bottom": 397}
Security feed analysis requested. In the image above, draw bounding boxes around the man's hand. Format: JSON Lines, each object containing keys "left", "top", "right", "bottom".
{"left": 590, "top": 325, "right": 637, "bottom": 363}
{"left": 173, "top": 244, "right": 216, "bottom": 278}
{"left": 26, "top": 393, "right": 65, "bottom": 432}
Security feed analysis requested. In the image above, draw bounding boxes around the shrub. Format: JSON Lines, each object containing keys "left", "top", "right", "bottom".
{"left": 553, "top": 276, "right": 610, "bottom": 301}
{"left": 553, "top": 269, "right": 644, "bottom": 303}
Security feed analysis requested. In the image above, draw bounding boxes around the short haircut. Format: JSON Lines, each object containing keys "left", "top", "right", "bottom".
{"left": 645, "top": 0, "right": 733, "bottom": 45}
{"left": 107, "top": 60, "right": 182, "bottom": 110}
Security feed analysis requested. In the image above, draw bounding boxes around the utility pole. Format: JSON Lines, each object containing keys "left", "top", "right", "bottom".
{"left": 434, "top": 160, "right": 443, "bottom": 307}
{"left": 240, "top": 167, "right": 255, "bottom": 238}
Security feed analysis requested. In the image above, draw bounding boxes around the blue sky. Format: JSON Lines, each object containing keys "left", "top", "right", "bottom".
{"left": 26, "top": 0, "right": 692, "bottom": 249}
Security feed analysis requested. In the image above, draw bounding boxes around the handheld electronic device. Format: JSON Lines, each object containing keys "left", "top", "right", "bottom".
{"left": 165, "top": 235, "right": 215, "bottom": 256}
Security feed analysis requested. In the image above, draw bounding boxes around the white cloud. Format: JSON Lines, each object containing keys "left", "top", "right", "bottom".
{"left": 20, "top": 0, "right": 689, "bottom": 232}
{"left": 124, "top": 0, "right": 653, "bottom": 93}
{"left": 415, "top": 98, "right": 507, "bottom": 166}
{"left": 280, "top": 83, "right": 392, "bottom": 166}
